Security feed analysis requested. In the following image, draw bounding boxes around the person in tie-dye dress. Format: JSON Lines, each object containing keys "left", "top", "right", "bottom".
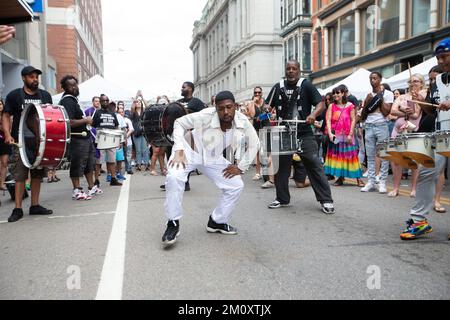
{"left": 324, "top": 85, "right": 364, "bottom": 187}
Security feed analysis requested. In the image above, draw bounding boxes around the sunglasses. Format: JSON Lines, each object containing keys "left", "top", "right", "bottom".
{"left": 254, "top": 91, "right": 262, "bottom": 94}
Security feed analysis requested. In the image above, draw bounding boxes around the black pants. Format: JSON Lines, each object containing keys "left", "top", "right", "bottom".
{"left": 274, "top": 135, "right": 333, "bottom": 205}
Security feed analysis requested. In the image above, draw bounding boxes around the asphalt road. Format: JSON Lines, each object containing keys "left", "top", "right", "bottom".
{"left": 0, "top": 168, "right": 449, "bottom": 300}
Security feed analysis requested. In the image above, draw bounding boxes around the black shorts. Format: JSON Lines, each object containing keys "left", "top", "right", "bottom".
{"left": 0, "top": 139, "right": 11, "bottom": 156}
{"left": 69, "top": 138, "right": 95, "bottom": 178}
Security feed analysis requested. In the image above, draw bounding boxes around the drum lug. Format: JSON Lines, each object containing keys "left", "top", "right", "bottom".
{"left": 54, "top": 158, "right": 61, "bottom": 161}
{"left": 58, "top": 119, "right": 65, "bottom": 122}
{"left": 47, "top": 139, "right": 54, "bottom": 142}
{"left": 43, "top": 158, "right": 49, "bottom": 162}
{"left": 46, "top": 118, "right": 52, "bottom": 122}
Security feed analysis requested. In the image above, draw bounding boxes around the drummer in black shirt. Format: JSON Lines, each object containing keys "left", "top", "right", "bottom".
{"left": 265, "top": 60, "right": 335, "bottom": 214}
{"left": 2, "top": 66, "right": 53, "bottom": 222}
{"left": 59, "top": 75, "right": 102, "bottom": 200}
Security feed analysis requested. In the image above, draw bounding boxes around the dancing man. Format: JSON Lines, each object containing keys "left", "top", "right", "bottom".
{"left": 162, "top": 91, "right": 259, "bottom": 246}
{"left": 266, "top": 60, "right": 335, "bottom": 214}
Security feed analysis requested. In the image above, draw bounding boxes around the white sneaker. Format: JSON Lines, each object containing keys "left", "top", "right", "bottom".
{"left": 261, "top": 181, "right": 275, "bottom": 189}
{"left": 362, "top": 171, "right": 368, "bottom": 178}
{"left": 88, "top": 185, "right": 104, "bottom": 197}
{"left": 378, "top": 182, "right": 387, "bottom": 194}
{"left": 252, "top": 173, "right": 262, "bottom": 181}
{"left": 375, "top": 175, "right": 381, "bottom": 184}
{"left": 361, "top": 182, "right": 376, "bottom": 192}
{"left": 72, "top": 189, "right": 92, "bottom": 200}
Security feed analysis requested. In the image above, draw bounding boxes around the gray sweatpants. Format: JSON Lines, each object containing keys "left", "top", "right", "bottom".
{"left": 410, "top": 152, "right": 446, "bottom": 222}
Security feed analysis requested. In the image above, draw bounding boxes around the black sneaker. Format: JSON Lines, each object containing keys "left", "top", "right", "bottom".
{"left": 206, "top": 216, "right": 238, "bottom": 235}
{"left": 184, "top": 182, "right": 190, "bottom": 192}
{"left": 162, "top": 220, "right": 180, "bottom": 245}
{"left": 160, "top": 184, "right": 166, "bottom": 190}
{"left": 110, "top": 178, "right": 123, "bottom": 186}
{"left": 127, "top": 170, "right": 134, "bottom": 175}
{"left": 322, "top": 202, "right": 335, "bottom": 215}
{"left": 29, "top": 205, "right": 53, "bottom": 216}
{"left": 8, "top": 208, "right": 24, "bottom": 223}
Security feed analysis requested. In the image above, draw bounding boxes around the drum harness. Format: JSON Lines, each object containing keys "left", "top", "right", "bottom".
{"left": 60, "top": 94, "right": 90, "bottom": 137}
{"left": 279, "top": 79, "right": 306, "bottom": 154}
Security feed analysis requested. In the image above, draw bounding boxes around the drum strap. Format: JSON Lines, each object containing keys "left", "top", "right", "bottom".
{"left": 279, "top": 79, "right": 305, "bottom": 120}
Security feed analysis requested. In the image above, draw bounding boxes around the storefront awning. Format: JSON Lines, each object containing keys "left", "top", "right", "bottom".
{"left": 0, "top": 0, "right": 34, "bottom": 24}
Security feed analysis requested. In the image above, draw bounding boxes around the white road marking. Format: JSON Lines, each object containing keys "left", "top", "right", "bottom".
{"left": 95, "top": 176, "right": 131, "bottom": 300}
{"left": 48, "top": 211, "right": 116, "bottom": 219}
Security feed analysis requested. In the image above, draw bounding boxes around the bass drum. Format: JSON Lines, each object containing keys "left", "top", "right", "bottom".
{"left": 141, "top": 103, "right": 187, "bottom": 147}
{"left": 19, "top": 104, "right": 70, "bottom": 169}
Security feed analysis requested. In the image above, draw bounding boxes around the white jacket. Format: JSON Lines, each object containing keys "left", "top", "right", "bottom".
{"left": 172, "top": 108, "right": 260, "bottom": 172}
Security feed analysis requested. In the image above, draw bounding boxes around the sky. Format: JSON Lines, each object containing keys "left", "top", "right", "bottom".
{"left": 101, "top": 0, "right": 207, "bottom": 101}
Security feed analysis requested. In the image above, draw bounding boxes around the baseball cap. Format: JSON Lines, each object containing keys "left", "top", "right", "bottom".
{"left": 21, "top": 66, "right": 42, "bottom": 76}
{"left": 435, "top": 38, "right": 450, "bottom": 55}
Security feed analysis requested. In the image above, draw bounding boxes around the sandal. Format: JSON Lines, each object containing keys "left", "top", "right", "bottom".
{"left": 333, "top": 178, "right": 344, "bottom": 186}
{"left": 410, "top": 190, "right": 416, "bottom": 198}
{"left": 150, "top": 170, "right": 158, "bottom": 176}
{"left": 388, "top": 190, "right": 399, "bottom": 198}
{"left": 434, "top": 204, "right": 446, "bottom": 213}
{"left": 357, "top": 179, "right": 365, "bottom": 187}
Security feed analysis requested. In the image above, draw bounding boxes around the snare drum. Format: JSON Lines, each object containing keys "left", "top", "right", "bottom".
{"left": 434, "top": 130, "right": 450, "bottom": 158}
{"left": 141, "top": 103, "right": 187, "bottom": 147}
{"left": 378, "top": 139, "right": 418, "bottom": 169}
{"left": 259, "top": 125, "right": 298, "bottom": 156}
{"left": 395, "top": 133, "right": 435, "bottom": 168}
{"left": 19, "top": 104, "right": 70, "bottom": 169}
{"left": 96, "top": 129, "right": 123, "bottom": 150}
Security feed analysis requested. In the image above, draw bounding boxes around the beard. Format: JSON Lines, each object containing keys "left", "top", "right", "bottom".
{"left": 25, "top": 81, "right": 39, "bottom": 91}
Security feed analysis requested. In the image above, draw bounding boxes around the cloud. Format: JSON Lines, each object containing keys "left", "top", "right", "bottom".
{"left": 101, "top": 0, "right": 206, "bottom": 100}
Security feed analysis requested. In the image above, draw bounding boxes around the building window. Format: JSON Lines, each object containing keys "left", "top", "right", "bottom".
{"left": 340, "top": 14, "right": 355, "bottom": 59}
{"left": 287, "top": 0, "right": 294, "bottom": 23}
{"left": 412, "top": 0, "right": 430, "bottom": 36}
{"left": 377, "top": 0, "right": 399, "bottom": 45}
{"left": 47, "top": 66, "right": 57, "bottom": 91}
{"left": 302, "top": 33, "right": 311, "bottom": 71}
{"left": 447, "top": 0, "right": 450, "bottom": 24}
{"left": 330, "top": 25, "right": 339, "bottom": 64}
{"left": 364, "top": 6, "right": 376, "bottom": 52}
{"left": 288, "top": 37, "right": 295, "bottom": 61}
{"left": 302, "top": 0, "right": 311, "bottom": 16}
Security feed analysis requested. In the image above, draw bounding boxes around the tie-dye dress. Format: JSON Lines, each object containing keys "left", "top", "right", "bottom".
{"left": 324, "top": 103, "right": 362, "bottom": 178}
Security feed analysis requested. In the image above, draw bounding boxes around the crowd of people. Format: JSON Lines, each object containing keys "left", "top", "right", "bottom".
{"left": 1, "top": 35, "right": 450, "bottom": 244}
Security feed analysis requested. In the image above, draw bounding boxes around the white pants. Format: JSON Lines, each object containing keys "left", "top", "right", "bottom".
{"left": 164, "top": 158, "right": 244, "bottom": 224}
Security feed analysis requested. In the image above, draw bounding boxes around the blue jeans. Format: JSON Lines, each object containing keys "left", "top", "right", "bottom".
{"left": 134, "top": 135, "right": 149, "bottom": 166}
{"left": 364, "top": 122, "right": 390, "bottom": 184}
{"left": 124, "top": 145, "right": 133, "bottom": 172}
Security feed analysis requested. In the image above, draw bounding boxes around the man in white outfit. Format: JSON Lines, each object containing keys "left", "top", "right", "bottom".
{"left": 162, "top": 91, "right": 260, "bottom": 246}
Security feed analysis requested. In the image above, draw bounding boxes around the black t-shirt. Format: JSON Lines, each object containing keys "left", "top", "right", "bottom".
{"left": 59, "top": 94, "right": 89, "bottom": 139}
{"left": 418, "top": 81, "right": 440, "bottom": 133}
{"left": 266, "top": 79, "right": 323, "bottom": 135}
{"left": 4, "top": 88, "right": 53, "bottom": 140}
{"left": 178, "top": 97, "right": 205, "bottom": 113}
{"left": 92, "top": 108, "right": 119, "bottom": 129}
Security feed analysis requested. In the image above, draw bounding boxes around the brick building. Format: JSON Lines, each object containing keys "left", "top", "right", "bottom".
{"left": 46, "top": 0, "right": 103, "bottom": 91}
{"left": 309, "top": 0, "right": 450, "bottom": 89}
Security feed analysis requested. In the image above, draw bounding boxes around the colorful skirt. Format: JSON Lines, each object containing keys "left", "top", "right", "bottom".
{"left": 324, "top": 140, "right": 362, "bottom": 178}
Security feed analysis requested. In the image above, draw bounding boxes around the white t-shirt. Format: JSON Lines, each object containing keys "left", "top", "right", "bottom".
{"left": 123, "top": 117, "right": 134, "bottom": 146}
{"left": 365, "top": 90, "right": 394, "bottom": 124}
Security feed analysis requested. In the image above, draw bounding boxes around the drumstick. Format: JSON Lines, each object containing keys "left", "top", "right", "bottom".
{"left": 71, "top": 132, "right": 88, "bottom": 137}
{"left": 11, "top": 142, "right": 22, "bottom": 148}
{"left": 408, "top": 100, "right": 440, "bottom": 108}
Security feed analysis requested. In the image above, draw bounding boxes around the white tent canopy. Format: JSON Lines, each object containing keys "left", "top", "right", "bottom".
{"left": 319, "top": 68, "right": 384, "bottom": 101}
{"left": 52, "top": 75, "right": 134, "bottom": 109}
{"left": 385, "top": 57, "right": 438, "bottom": 90}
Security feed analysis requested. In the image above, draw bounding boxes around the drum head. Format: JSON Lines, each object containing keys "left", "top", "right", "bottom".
{"left": 142, "top": 103, "right": 186, "bottom": 146}
{"left": 18, "top": 104, "right": 45, "bottom": 169}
